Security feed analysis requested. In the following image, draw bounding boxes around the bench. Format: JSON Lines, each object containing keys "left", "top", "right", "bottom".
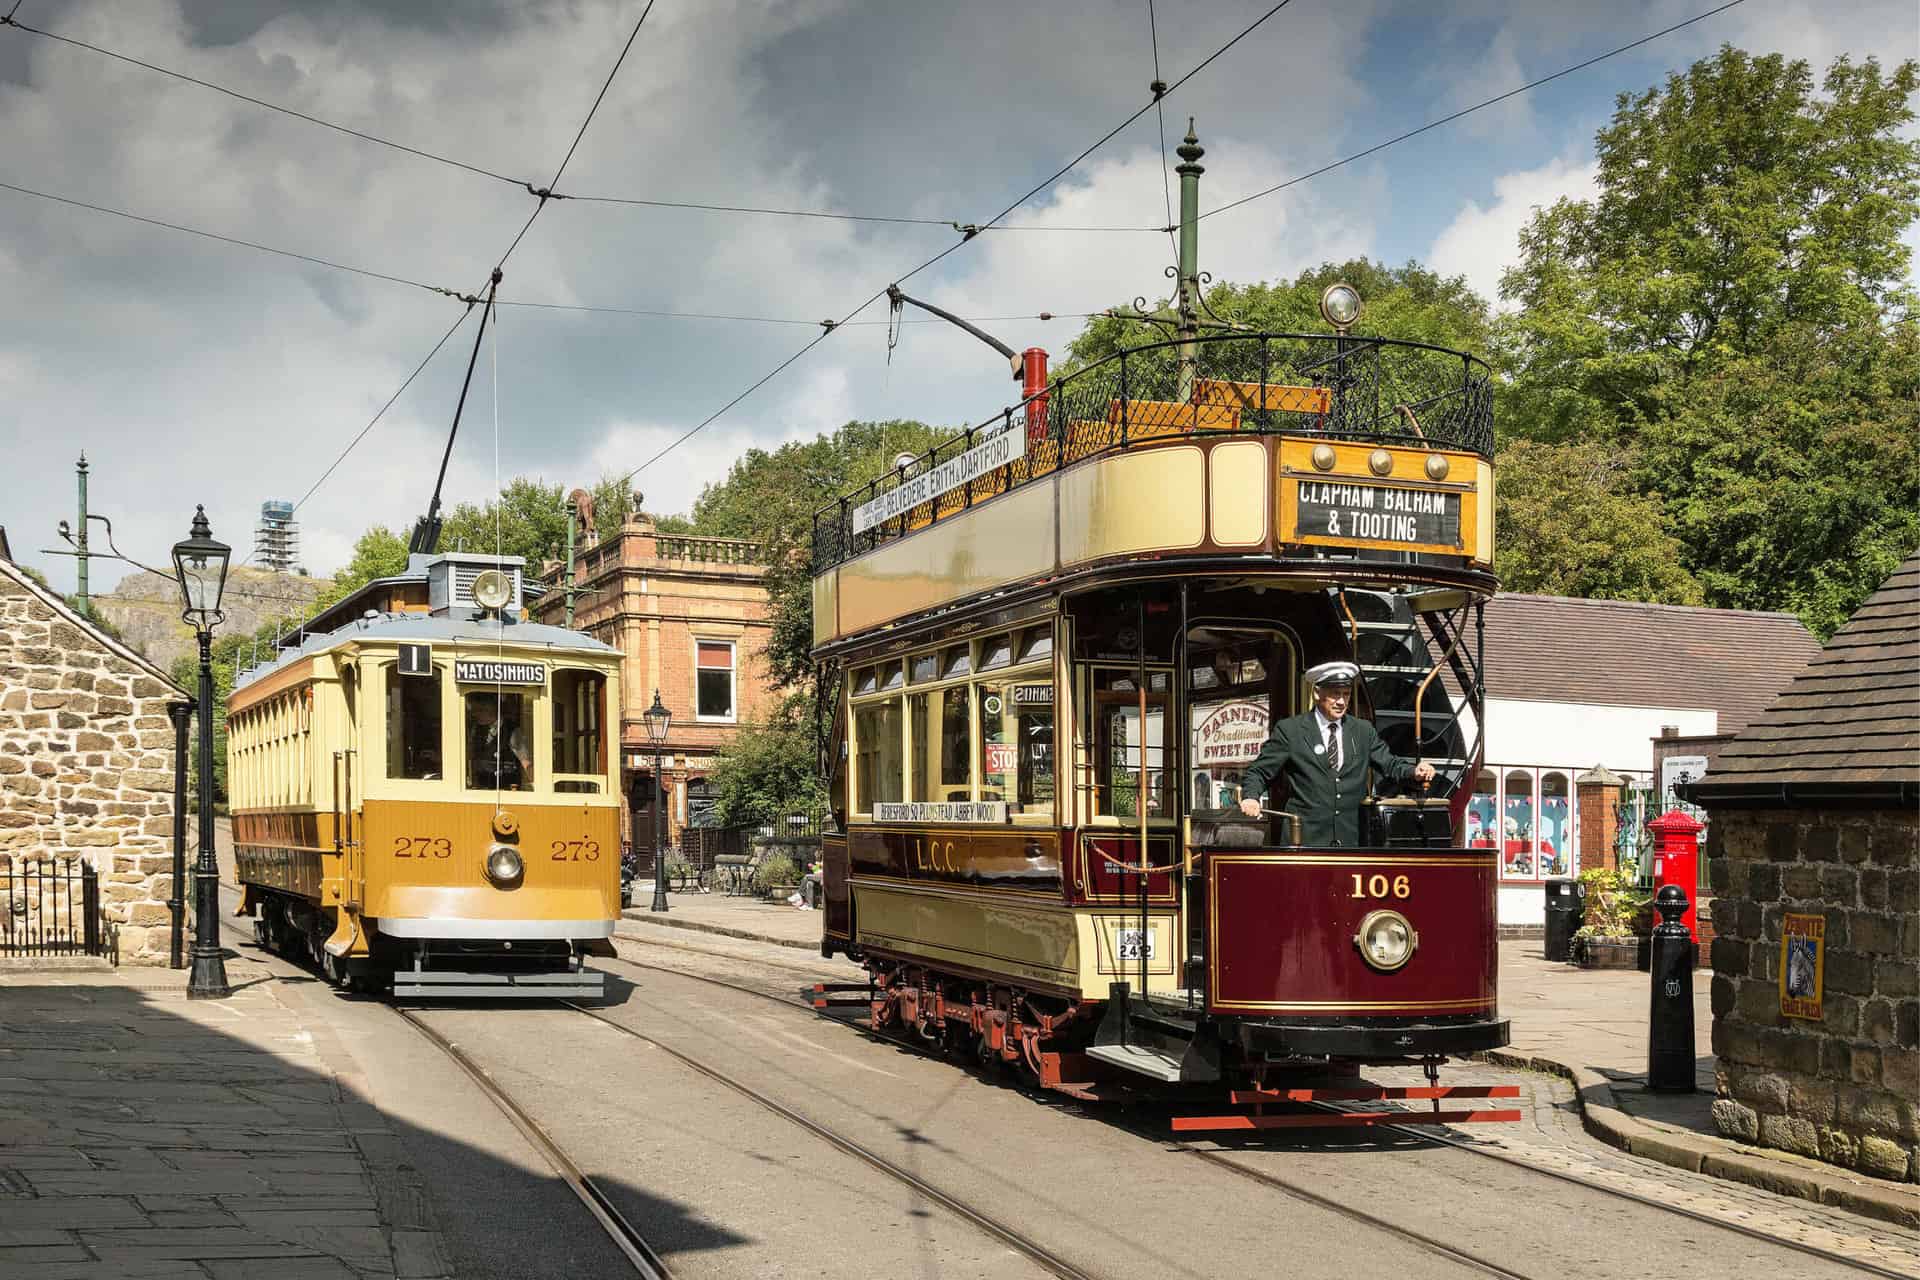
{"left": 714, "top": 850, "right": 761, "bottom": 896}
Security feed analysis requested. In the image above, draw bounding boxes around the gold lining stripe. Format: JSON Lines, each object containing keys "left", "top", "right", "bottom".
{"left": 1210, "top": 854, "right": 1492, "bottom": 867}
{"left": 848, "top": 872, "right": 1061, "bottom": 901}
{"left": 1211, "top": 997, "right": 1495, "bottom": 1011}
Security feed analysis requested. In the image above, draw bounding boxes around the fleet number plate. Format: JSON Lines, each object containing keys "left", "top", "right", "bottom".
{"left": 1116, "top": 929, "right": 1156, "bottom": 961}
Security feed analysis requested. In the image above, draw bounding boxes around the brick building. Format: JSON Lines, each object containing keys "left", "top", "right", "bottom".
{"left": 1689, "top": 551, "right": 1918, "bottom": 1183}
{"left": 532, "top": 497, "right": 776, "bottom": 850}
{"left": 1, "top": 554, "right": 189, "bottom": 964}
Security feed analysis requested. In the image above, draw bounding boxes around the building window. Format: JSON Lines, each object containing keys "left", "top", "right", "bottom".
{"left": 1467, "top": 770, "right": 1497, "bottom": 850}
{"left": 696, "top": 641, "right": 735, "bottom": 721}
{"left": 1539, "top": 771, "right": 1572, "bottom": 878}
{"left": 385, "top": 666, "right": 443, "bottom": 780}
{"left": 1501, "top": 768, "right": 1536, "bottom": 879}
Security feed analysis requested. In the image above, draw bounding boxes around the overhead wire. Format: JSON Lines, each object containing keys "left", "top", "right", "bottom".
{"left": 1198, "top": 0, "right": 1751, "bottom": 222}
{"left": 1146, "top": 0, "right": 1177, "bottom": 268}
{"left": 0, "top": 178, "right": 453, "bottom": 297}
{"left": 615, "top": 0, "right": 1301, "bottom": 490}
{"left": 493, "top": 299, "right": 1093, "bottom": 327}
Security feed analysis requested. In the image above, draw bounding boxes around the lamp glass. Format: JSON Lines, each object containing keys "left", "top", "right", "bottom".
{"left": 171, "top": 509, "right": 231, "bottom": 623}
{"left": 642, "top": 691, "right": 671, "bottom": 743}
{"left": 1320, "top": 283, "right": 1362, "bottom": 328}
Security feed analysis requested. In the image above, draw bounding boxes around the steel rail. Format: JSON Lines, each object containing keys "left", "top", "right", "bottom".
{"left": 610, "top": 947, "right": 1916, "bottom": 1277}
{"left": 557, "top": 998, "right": 1098, "bottom": 1280}
{"left": 392, "top": 1009, "right": 673, "bottom": 1280}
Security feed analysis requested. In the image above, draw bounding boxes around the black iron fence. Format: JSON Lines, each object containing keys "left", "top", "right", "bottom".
{"left": 813, "top": 329, "right": 1494, "bottom": 570}
{"left": 1, "top": 857, "right": 118, "bottom": 962}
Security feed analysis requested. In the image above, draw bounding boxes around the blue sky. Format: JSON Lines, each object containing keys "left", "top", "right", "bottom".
{"left": 1, "top": 0, "right": 1913, "bottom": 593}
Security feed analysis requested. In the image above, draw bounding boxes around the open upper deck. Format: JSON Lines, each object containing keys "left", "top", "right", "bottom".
{"left": 810, "top": 330, "right": 1496, "bottom": 650}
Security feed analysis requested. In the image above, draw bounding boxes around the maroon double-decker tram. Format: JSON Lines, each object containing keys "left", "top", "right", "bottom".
{"left": 810, "top": 299, "right": 1517, "bottom": 1129}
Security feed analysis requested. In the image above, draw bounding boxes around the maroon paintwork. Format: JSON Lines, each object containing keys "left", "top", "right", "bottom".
{"left": 1206, "top": 848, "right": 1497, "bottom": 1016}
{"left": 1064, "top": 828, "right": 1178, "bottom": 906}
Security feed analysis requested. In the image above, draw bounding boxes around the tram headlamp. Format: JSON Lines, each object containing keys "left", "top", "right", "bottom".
{"left": 485, "top": 844, "right": 524, "bottom": 887}
{"left": 472, "top": 569, "right": 514, "bottom": 613}
{"left": 1355, "top": 909, "right": 1417, "bottom": 972}
{"left": 1320, "top": 282, "right": 1363, "bottom": 330}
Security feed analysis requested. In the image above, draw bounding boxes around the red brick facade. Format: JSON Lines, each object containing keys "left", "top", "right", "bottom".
{"left": 531, "top": 511, "right": 774, "bottom": 849}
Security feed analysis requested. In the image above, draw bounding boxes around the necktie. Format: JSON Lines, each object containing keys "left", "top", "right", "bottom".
{"left": 1326, "top": 720, "right": 1340, "bottom": 772}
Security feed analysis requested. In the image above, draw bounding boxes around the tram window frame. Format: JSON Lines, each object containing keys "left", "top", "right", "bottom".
{"left": 1078, "top": 665, "right": 1177, "bottom": 827}
{"left": 384, "top": 664, "right": 446, "bottom": 782}
{"left": 550, "top": 668, "right": 609, "bottom": 794}
{"left": 848, "top": 625, "right": 1056, "bottom": 822}
{"left": 464, "top": 689, "right": 537, "bottom": 792}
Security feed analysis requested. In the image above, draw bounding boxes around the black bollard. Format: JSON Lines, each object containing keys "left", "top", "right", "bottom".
{"left": 1647, "top": 884, "right": 1696, "bottom": 1092}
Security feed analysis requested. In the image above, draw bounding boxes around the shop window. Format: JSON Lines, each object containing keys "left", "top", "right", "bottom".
{"left": 466, "top": 691, "right": 534, "bottom": 791}
{"left": 1467, "top": 769, "right": 1497, "bottom": 849}
{"left": 385, "top": 666, "right": 443, "bottom": 780}
{"left": 979, "top": 679, "right": 1055, "bottom": 818}
{"left": 696, "top": 641, "right": 735, "bottom": 720}
{"left": 1539, "top": 771, "right": 1572, "bottom": 877}
{"left": 908, "top": 686, "right": 972, "bottom": 802}
{"left": 1502, "top": 768, "right": 1535, "bottom": 878}
{"left": 853, "top": 698, "right": 903, "bottom": 811}
{"left": 551, "top": 669, "right": 605, "bottom": 792}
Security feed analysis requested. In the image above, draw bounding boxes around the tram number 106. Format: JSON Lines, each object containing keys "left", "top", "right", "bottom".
{"left": 1350, "top": 873, "right": 1412, "bottom": 900}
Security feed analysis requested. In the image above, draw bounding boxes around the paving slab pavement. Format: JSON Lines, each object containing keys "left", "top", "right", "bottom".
{"left": 619, "top": 894, "right": 1920, "bottom": 1228}
{"left": 0, "top": 956, "right": 453, "bottom": 1280}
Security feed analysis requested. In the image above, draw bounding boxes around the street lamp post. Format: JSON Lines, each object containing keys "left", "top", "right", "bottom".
{"left": 172, "top": 506, "right": 231, "bottom": 1000}
{"left": 642, "top": 690, "right": 671, "bottom": 913}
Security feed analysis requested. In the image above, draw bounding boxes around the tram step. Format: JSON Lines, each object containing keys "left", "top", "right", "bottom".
{"left": 1087, "top": 1041, "right": 1187, "bottom": 1083}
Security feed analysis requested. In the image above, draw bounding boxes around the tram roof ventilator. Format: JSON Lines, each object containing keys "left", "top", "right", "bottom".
{"left": 416, "top": 552, "right": 527, "bottom": 620}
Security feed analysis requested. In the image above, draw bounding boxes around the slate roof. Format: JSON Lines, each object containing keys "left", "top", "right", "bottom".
{"left": 1686, "top": 552, "right": 1919, "bottom": 806}
{"left": 234, "top": 610, "right": 616, "bottom": 690}
{"left": 1480, "top": 593, "right": 1819, "bottom": 734}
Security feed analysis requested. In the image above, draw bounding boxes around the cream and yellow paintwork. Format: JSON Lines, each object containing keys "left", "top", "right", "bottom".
{"left": 815, "top": 434, "right": 1494, "bottom": 645}
{"left": 229, "top": 633, "right": 622, "bottom": 958}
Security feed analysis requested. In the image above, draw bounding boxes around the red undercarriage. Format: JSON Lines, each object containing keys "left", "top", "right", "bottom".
{"left": 815, "top": 971, "right": 1521, "bottom": 1131}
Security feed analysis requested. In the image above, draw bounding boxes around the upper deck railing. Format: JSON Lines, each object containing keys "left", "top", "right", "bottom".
{"left": 812, "top": 330, "right": 1492, "bottom": 571}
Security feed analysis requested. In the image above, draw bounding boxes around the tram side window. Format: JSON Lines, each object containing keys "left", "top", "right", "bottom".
{"left": 909, "top": 687, "right": 971, "bottom": 803}
{"left": 978, "top": 680, "right": 1054, "bottom": 818}
{"left": 385, "top": 667, "right": 444, "bottom": 780}
{"left": 467, "top": 691, "right": 534, "bottom": 791}
{"left": 854, "top": 697, "right": 904, "bottom": 811}
{"left": 1084, "top": 668, "right": 1175, "bottom": 821}
{"left": 551, "top": 670, "right": 605, "bottom": 792}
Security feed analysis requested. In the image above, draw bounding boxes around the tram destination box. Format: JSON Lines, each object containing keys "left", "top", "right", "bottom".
{"left": 1291, "top": 479, "right": 1462, "bottom": 551}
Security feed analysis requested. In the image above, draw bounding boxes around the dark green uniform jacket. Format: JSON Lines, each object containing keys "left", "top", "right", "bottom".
{"left": 1240, "top": 711, "right": 1415, "bottom": 847}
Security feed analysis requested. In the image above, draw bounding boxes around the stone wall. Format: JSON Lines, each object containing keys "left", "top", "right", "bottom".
{"left": 1707, "top": 806, "right": 1920, "bottom": 1182}
{"left": 0, "top": 564, "right": 188, "bottom": 965}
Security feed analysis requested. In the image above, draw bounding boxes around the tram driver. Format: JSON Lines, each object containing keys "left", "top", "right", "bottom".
{"left": 467, "top": 694, "right": 532, "bottom": 791}
{"left": 1237, "top": 661, "right": 1434, "bottom": 846}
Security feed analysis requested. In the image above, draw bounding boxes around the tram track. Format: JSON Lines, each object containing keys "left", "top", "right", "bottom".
{"left": 555, "top": 996, "right": 1100, "bottom": 1280}
{"left": 607, "top": 947, "right": 1916, "bottom": 1279}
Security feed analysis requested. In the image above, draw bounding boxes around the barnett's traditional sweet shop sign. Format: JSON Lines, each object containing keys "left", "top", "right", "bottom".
{"left": 1779, "top": 913, "right": 1826, "bottom": 1020}
{"left": 1194, "top": 699, "right": 1269, "bottom": 766}
{"left": 1293, "top": 480, "right": 1461, "bottom": 549}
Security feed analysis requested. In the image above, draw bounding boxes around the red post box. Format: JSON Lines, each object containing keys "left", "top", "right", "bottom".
{"left": 1645, "top": 810, "right": 1704, "bottom": 941}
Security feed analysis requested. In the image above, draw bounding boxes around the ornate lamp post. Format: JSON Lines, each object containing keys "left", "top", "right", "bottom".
{"left": 642, "top": 690, "right": 671, "bottom": 913}
{"left": 172, "top": 507, "right": 231, "bottom": 999}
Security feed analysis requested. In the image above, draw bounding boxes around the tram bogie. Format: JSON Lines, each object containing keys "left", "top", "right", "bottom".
{"left": 228, "top": 553, "right": 623, "bottom": 999}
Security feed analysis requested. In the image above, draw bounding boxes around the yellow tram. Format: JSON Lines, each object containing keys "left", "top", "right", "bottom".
{"left": 228, "top": 553, "right": 623, "bottom": 997}
{"left": 814, "top": 291, "right": 1515, "bottom": 1125}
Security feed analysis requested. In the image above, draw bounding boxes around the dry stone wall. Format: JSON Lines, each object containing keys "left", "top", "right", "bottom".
{"left": 1, "top": 563, "right": 188, "bottom": 964}
{"left": 1707, "top": 806, "right": 1920, "bottom": 1182}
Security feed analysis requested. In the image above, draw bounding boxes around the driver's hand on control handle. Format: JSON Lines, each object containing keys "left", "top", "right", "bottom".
{"left": 1238, "top": 797, "right": 1263, "bottom": 818}
{"left": 1413, "top": 761, "right": 1436, "bottom": 786}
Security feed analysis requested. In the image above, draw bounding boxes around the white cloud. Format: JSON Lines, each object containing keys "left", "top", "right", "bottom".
{"left": 1428, "top": 155, "right": 1598, "bottom": 309}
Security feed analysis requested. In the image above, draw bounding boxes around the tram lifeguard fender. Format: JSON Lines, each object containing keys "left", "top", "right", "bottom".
{"left": 323, "top": 909, "right": 366, "bottom": 958}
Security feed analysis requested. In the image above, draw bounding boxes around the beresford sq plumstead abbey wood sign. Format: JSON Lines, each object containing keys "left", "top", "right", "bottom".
{"left": 1293, "top": 480, "right": 1461, "bottom": 548}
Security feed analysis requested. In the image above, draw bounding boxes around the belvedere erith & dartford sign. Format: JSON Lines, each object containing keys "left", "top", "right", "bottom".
{"left": 1292, "top": 480, "right": 1462, "bottom": 549}
{"left": 454, "top": 659, "right": 546, "bottom": 686}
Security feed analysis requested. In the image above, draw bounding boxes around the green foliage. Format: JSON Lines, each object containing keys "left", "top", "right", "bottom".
{"left": 313, "top": 525, "right": 408, "bottom": 612}
{"left": 1493, "top": 440, "right": 1704, "bottom": 603}
{"left": 440, "top": 477, "right": 572, "bottom": 568}
{"left": 706, "top": 700, "right": 827, "bottom": 828}
{"left": 752, "top": 852, "right": 800, "bottom": 894}
{"left": 1573, "top": 866, "right": 1649, "bottom": 940}
{"left": 1496, "top": 47, "right": 1920, "bottom": 633}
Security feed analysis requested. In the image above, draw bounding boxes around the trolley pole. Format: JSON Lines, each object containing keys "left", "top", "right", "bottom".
{"left": 1174, "top": 121, "right": 1205, "bottom": 404}
{"left": 75, "top": 454, "right": 90, "bottom": 614}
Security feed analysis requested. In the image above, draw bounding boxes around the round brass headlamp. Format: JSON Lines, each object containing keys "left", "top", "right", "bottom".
{"left": 1320, "top": 282, "right": 1363, "bottom": 330}
{"left": 484, "top": 844, "right": 524, "bottom": 887}
{"left": 1354, "top": 909, "right": 1418, "bottom": 972}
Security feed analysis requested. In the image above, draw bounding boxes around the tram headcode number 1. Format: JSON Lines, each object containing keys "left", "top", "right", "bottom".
{"left": 1116, "top": 929, "right": 1156, "bottom": 960}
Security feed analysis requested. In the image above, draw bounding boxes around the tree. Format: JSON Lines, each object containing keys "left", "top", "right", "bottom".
{"left": 440, "top": 477, "right": 572, "bottom": 568}
{"left": 1493, "top": 441, "right": 1704, "bottom": 602}
{"left": 314, "top": 525, "right": 408, "bottom": 610}
{"left": 705, "top": 698, "right": 826, "bottom": 827}
{"left": 1497, "top": 48, "right": 1920, "bottom": 631}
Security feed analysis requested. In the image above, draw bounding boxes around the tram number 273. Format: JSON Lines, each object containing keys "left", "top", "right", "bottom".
{"left": 1351, "top": 873, "right": 1412, "bottom": 900}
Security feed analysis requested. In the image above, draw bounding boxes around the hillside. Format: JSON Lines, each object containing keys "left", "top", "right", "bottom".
{"left": 97, "top": 566, "right": 333, "bottom": 670}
